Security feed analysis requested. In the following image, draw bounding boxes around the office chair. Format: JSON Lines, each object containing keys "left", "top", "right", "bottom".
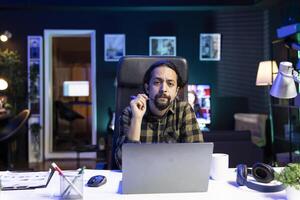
{"left": 0, "top": 109, "right": 30, "bottom": 169}
{"left": 111, "top": 55, "right": 188, "bottom": 169}
{"left": 54, "top": 100, "right": 84, "bottom": 141}
{"left": 74, "top": 107, "right": 115, "bottom": 169}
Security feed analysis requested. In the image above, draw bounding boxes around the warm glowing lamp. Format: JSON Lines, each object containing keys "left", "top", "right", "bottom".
{"left": 0, "top": 78, "right": 8, "bottom": 90}
{"left": 256, "top": 61, "right": 278, "bottom": 86}
{"left": 0, "top": 31, "right": 12, "bottom": 42}
{"left": 63, "top": 81, "right": 89, "bottom": 103}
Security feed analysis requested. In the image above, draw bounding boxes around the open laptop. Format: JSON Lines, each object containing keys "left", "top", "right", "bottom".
{"left": 1, "top": 167, "right": 55, "bottom": 190}
{"left": 122, "top": 142, "right": 213, "bottom": 194}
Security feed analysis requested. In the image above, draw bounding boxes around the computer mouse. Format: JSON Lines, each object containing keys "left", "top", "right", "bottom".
{"left": 86, "top": 175, "right": 107, "bottom": 187}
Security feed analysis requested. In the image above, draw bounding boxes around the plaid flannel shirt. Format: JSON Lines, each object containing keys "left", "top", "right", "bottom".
{"left": 115, "top": 99, "right": 203, "bottom": 169}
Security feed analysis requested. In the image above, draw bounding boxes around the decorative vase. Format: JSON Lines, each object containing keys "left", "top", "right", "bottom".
{"left": 286, "top": 186, "right": 300, "bottom": 200}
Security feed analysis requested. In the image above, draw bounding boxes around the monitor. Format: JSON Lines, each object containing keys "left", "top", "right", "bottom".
{"left": 188, "top": 84, "right": 211, "bottom": 130}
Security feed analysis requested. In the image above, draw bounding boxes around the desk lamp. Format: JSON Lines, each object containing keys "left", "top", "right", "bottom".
{"left": 270, "top": 61, "right": 299, "bottom": 162}
{"left": 270, "top": 61, "right": 297, "bottom": 99}
{"left": 63, "top": 81, "right": 89, "bottom": 103}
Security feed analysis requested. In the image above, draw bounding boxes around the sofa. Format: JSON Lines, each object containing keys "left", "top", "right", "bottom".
{"left": 203, "top": 130, "right": 264, "bottom": 168}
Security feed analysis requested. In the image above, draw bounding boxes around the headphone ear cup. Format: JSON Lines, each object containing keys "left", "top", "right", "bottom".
{"left": 236, "top": 164, "right": 248, "bottom": 186}
{"left": 252, "top": 163, "right": 274, "bottom": 183}
{"left": 236, "top": 163, "right": 285, "bottom": 192}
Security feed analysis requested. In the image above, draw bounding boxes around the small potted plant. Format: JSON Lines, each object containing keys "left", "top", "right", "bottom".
{"left": 30, "top": 122, "right": 42, "bottom": 160}
{"left": 275, "top": 163, "right": 300, "bottom": 200}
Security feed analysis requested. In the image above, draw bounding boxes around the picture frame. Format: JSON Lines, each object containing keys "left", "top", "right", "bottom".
{"left": 199, "top": 33, "right": 221, "bottom": 61}
{"left": 29, "top": 38, "right": 41, "bottom": 59}
{"left": 104, "top": 34, "right": 126, "bottom": 62}
{"left": 149, "top": 36, "right": 176, "bottom": 56}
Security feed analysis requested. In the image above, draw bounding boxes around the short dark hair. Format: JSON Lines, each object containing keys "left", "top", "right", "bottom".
{"left": 143, "top": 60, "right": 185, "bottom": 93}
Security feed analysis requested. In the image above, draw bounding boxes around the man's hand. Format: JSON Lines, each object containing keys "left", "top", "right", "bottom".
{"left": 130, "top": 94, "right": 148, "bottom": 119}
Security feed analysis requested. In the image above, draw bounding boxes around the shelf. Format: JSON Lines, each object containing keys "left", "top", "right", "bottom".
{"left": 27, "top": 36, "right": 43, "bottom": 163}
{"left": 272, "top": 104, "right": 300, "bottom": 109}
{"left": 275, "top": 134, "right": 300, "bottom": 145}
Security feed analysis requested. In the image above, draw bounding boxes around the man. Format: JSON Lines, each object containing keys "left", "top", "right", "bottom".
{"left": 115, "top": 60, "right": 203, "bottom": 168}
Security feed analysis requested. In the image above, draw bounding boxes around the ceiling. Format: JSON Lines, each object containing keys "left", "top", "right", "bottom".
{"left": 0, "top": 0, "right": 268, "bottom": 8}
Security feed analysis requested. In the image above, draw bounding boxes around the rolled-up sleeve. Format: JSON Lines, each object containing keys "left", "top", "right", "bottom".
{"left": 115, "top": 107, "right": 138, "bottom": 169}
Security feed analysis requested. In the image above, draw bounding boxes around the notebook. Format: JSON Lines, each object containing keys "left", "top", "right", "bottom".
{"left": 1, "top": 168, "right": 55, "bottom": 190}
{"left": 122, "top": 142, "right": 213, "bottom": 194}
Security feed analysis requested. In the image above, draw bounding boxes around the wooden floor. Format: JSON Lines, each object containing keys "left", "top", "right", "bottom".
{"left": 0, "top": 159, "right": 105, "bottom": 171}
{"left": 29, "top": 159, "right": 99, "bottom": 171}
{"left": 0, "top": 147, "right": 110, "bottom": 171}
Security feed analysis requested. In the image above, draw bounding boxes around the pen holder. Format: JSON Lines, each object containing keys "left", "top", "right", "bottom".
{"left": 60, "top": 171, "right": 83, "bottom": 199}
{"left": 0, "top": 177, "right": 2, "bottom": 197}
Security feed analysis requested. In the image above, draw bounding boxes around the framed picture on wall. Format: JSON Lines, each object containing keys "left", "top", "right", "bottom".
{"left": 200, "top": 33, "right": 221, "bottom": 61}
{"left": 149, "top": 36, "right": 176, "bottom": 56}
{"left": 104, "top": 34, "right": 126, "bottom": 62}
{"left": 29, "top": 38, "right": 40, "bottom": 59}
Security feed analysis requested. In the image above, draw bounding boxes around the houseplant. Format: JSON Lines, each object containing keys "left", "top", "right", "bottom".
{"left": 30, "top": 122, "right": 42, "bottom": 161}
{"left": 29, "top": 62, "right": 39, "bottom": 102}
{"left": 0, "top": 49, "right": 26, "bottom": 114}
{"left": 275, "top": 163, "right": 300, "bottom": 200}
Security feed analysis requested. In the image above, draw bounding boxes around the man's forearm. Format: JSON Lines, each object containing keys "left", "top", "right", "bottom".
{"left": 127, "top": 117, "right": 143, "bottom": 141}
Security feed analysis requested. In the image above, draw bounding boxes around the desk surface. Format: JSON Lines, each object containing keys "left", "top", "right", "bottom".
{"left": 0, "top": 169, "right": 286, "bottom": 200}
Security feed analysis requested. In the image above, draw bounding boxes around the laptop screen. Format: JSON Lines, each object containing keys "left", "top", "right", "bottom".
{"left": 122, "top": 143, "right": 213, "bottom": 194}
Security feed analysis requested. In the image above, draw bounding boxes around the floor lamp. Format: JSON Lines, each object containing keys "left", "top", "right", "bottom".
{"left": 270, "top": 61, "right": 298, "bottom": 163}
{"left": 256, "top": 61, "right": 278, "bottom": 164}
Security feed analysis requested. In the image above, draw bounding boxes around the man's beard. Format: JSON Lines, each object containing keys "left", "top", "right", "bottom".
{"left": 154, "top": 94, "right": 171, "bottom": 111}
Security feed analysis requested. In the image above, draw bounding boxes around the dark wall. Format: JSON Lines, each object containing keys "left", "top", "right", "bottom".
{"left": 214, "top": 9, "right": 269, "bottom": 113}
{"left": 1, "top": 2, "right": 293, "bottom": 133}
{"left": 0, "top": 9, "right": 218, "bottom": 133}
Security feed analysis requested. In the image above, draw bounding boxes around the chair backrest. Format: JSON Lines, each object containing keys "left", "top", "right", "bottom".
{"left": 55, "top": 100, "right": 84, "bottom": 121}
{"left": 0, "top": 109, "right": 30, "bottom": 169}
{"left": 0, "top": 109, "right": 30, "bottom": 142}
{"left": 111, "top": 55, "right": 188, "bottom": 169}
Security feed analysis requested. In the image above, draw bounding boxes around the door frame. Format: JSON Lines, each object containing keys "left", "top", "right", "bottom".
{"left": 44, "top": 29, "right": 97, "bottom": 159}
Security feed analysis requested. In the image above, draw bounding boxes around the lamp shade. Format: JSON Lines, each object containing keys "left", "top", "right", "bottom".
{"left": 256, "top": 61, "right": 278, "bottom": 86}
{"left": 63, "top": 81, "right": 89, "bottom": 97}
{"left": 270, "top": 61, "right": 297, "bottom": 99}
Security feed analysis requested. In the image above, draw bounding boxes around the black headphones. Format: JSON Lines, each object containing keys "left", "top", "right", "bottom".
{"left": 236, "top": 163, "right": 285, "bottom": 193}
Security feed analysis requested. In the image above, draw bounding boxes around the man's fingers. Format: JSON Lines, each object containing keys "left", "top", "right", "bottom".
{"left": 130, "top": 94, "right": 148, "bottom": 111}
{"left": 136, "top": 99, "right": 146, "bottom": 110}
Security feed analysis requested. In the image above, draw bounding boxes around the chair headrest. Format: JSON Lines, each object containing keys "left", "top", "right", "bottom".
{"left": 117, "top": 56, "right": 188, "bottom": 87}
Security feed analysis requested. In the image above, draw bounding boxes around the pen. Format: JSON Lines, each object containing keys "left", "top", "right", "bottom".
{"left": 51, "top": 162, "right": 83, "bottom": 198}
{"left": 131, "top": 95, "right": 151, "bottom": 101}
{"left": 61, "top": 166, "right": 85, "bottom": 197}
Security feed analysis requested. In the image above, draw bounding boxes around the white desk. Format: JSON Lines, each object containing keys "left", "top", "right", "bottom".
{"left": 0, "top": 169, "right": 286, "bottom": 200}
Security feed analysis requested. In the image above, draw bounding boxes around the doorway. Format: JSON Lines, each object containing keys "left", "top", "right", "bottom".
{"left": 44, "top": 30, "right": 96, "bottom": 159}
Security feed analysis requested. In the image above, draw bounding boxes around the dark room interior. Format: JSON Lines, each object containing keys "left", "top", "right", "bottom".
{"left": 0, "top": 0, "right": 300, "bottom": 198}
